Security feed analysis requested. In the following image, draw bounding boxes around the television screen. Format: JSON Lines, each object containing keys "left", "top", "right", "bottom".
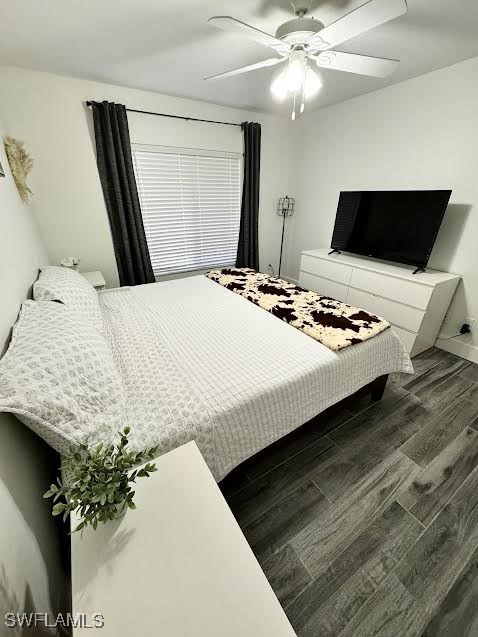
{"left": 330, "top": 190, "right": 451, "bottom": 269}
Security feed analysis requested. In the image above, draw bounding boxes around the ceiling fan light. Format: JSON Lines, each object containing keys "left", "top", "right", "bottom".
{"left": 286, "top": 50, "right": 307, "bottom": 92}
{"left": 304, "top": 68, "right": 322, "bottom": 98}
{"left": 270, "top": 70, "right": 289, "bottom": 102}
{"left": 271, "top": 50, "right": 308, "bottom": 101}
{"left": 271, "top": 54, "right": 322, "bottom": 109}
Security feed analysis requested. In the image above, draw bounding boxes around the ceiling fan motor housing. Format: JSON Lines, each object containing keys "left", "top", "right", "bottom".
{"left": 275, "top": 17, "right": 324, "bottom": 47}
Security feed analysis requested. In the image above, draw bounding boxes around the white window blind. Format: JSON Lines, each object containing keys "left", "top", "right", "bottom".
{"left": 132, "top": 145, "right": 242, "bottom": 277}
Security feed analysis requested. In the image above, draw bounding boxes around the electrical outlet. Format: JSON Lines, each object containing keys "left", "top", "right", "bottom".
{"left": 464, "top": 317, "right": 476, "bottom": 332}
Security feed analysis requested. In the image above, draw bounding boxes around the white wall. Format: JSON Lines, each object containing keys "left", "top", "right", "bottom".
{"left": 0, "top": 65, "right": 295, "bottom": 288}
{"left": 286, "top": 55, "right": 478, "bottom": 361}
{"left": 0, "top": 121, "right": 67, "bottom": 626}
{"left": 0, "top": 140, "right": 49, "bottom": 349}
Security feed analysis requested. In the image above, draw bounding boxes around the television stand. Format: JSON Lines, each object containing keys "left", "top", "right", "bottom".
{"left": 412, "top": 267, "right": 426, "bottom": 275}
{"left": 328, "top": 249, "right": 341, "bottom": 256}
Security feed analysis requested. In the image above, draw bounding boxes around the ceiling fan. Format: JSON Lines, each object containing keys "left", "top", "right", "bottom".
{"left": 205, "top": 0, "right": 407, "bottom": 119}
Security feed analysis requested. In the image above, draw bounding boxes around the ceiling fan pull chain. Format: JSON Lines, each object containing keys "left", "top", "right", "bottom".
{"left": 291, "top": 93, "right": 296, "bottom": 120}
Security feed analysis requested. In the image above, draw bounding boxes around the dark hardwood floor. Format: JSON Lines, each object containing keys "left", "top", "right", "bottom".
{"left": 219, "top": 347, "right": 478, "bottom": 636}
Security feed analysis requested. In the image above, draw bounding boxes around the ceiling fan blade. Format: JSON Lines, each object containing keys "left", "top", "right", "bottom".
{"left": 314, "top": 51, "right": 399, "bottom": 77}
{"left": 308, "top": 0, "right": 407, "bottom": 51}
{"left": 208, "top": 16, "right": 290, "bottom": 53}
{"left": 204, "top": 57, "right": 284, "bottom": 81}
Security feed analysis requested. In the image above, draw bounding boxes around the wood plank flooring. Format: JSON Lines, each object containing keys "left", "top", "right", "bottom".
{"left": 219, "top": 348, "right": 478, "bottom": 636}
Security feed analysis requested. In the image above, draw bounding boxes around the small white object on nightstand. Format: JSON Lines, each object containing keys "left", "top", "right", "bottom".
{"left": 81, "top": 271, "right": 106, "bottom": 290}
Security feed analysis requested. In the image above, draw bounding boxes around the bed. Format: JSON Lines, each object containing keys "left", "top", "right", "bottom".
{"left": 0, "top": 267, "right": 413, "bottom": 482}
{"left": 97, "top": 274, "right": 412, "bottom": 480}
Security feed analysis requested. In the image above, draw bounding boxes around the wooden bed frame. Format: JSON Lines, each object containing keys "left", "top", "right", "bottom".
{"left": 363, "top": 373, "right": 389, "bottom": 402}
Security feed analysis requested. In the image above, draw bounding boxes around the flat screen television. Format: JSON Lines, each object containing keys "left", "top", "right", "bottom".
{"left": 330, "top": 190, "right": 451, "bottom": 271}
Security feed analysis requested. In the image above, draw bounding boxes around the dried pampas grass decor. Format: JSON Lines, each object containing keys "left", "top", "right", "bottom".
{"left": 4, "top": 136, "right": 34, "bottom": 203}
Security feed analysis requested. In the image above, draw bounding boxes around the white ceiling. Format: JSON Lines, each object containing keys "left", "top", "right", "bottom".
{"left": 1, "top": 0, "right": 478, "bottom": 114}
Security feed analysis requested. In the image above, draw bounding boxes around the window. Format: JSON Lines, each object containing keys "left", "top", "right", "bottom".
{"left": 132, "top": 145, "right": 241, "bottom": 277}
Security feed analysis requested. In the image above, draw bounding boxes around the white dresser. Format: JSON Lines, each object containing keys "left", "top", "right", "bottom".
{"left": 299, "top": 249, "right": 460, "bottom": 356}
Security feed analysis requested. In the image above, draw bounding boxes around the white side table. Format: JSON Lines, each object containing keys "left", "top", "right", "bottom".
{"left": 80, "top": 271, "right": 106, "bottom": 290}
{"left": 71, "top": 442, "right": 295, "bottom": 637}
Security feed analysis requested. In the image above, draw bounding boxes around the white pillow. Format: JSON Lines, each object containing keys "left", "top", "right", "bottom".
{"left": 33, "top": 266, "right": 103, "bottom": 329}
{"left": 0, "top": 300, "right": 125, "bottom": 454}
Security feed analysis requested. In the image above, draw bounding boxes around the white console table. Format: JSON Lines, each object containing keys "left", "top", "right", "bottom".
{"left": 299, "top": 249, "right": 460, "bottom": 356}
{"left": 71, "top": 442, "right": 295, "bottom": 637}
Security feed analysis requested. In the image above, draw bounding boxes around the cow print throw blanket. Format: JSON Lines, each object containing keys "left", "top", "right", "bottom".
{"left": 206, "top": 268, "right": 390, "bottom": 352}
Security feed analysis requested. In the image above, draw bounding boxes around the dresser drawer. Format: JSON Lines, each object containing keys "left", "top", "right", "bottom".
{"left": 350, "top": 268, "right": 432, "bottom": 310}
{"left": 347, "top": 288, "right": 425, "bottom": 333}
{"left": 391, "top": 325, "right": 416, "bottom": 353}
{"left": 300, "top": 254, "right": 352, "bottom": 286}
{"left": 299, "top": 271, "right": 348, "bottom": 302}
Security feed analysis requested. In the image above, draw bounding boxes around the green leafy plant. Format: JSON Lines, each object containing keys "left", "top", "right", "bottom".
{"left": 44, "top": 427, "right": 158, "bottom": 533}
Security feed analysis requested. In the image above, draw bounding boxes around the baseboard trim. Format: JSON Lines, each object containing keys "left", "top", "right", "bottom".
{"left": 281, "top": 275, "right": 300, "bottom": 285}
{"left": 435, "top": 338, "right": 478, "bottom": 364}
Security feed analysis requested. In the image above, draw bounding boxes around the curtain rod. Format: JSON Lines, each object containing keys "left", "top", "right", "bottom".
{"left": 85, "top": 101, "right": 242, "bottom": 128}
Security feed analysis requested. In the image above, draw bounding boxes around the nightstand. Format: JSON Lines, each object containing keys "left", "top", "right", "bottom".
{"left": 71, "top": 442, "right": 295, "bottom": 637}
{"left": 81, "top": 270, "right": 106, "bottom": 290}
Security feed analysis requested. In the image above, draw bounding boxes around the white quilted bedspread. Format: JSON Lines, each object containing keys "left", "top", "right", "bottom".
{"left": 99, "top": 276, "right": 413, "bottom": 481}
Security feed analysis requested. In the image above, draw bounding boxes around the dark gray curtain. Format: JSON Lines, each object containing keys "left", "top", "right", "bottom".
{"left": 91, "top": 101, "right": 155, "bottom": 286}
{"left": 236, "top": 122, "right": 261, "bottom": 270}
